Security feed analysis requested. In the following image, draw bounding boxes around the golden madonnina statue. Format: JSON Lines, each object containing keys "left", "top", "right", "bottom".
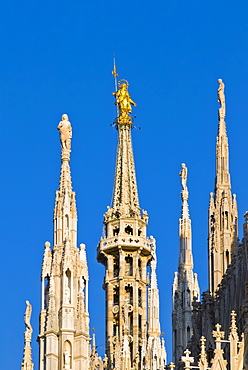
{"left": 113, "top": 81, "right": 137, "bottom": 122}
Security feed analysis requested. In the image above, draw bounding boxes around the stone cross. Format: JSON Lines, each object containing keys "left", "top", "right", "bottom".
{"left": 181, "top": 349, "right": 194, "bottom": 370}
{"left": 212, "top": 323, "right": 225, "bottom": 350}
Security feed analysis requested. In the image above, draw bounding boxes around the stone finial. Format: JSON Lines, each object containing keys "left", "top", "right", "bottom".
{"left": 230, "top": 310, "right": 237, "bottom": 333}
{"left": 198, "top": 336, "right": 208, "bottom": 370}
{"left": 181, "top": 349, "right": 194, "bottom": 369}
{"left": 213, "top": 323, "right": 225, "bottom": 351}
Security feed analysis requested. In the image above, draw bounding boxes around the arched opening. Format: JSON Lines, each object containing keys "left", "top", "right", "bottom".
{"left": 113, "top": 226, "right": 119, "bottom": 236}
{"left": 125, "top": 285, "right": 133, "bottom": 305}
{"left": 225, "top": 211, "right": 228, "bottom": 228}
{"left": 138, "top": 288, "right": 142, "bottom": 307}
{"left": 65, "top": 269, "right": 71, "bottom": 304}
{"left": 65, "top": 214, "right": 69, "bottom": 229}
{"left": 64, "top": 340, "right": 72, "bottom": 369}
{"left": 44, "top": 275, "right": 50, "bottom": 309}
{"left": 113, "top": 256, "right": 119, "bottom": 277}
{"left": 113, "top": 286, "right": 119, "bottom": 305}
{"left": 226, "top": 250, "right": 230, "bottom": 266}
{"left": 125, "top": 256, "right": 133, "bottom": 276}
{"left": 138, "top": 259, "right": 142, "bottom": 279}
{"left": 125, "top": 225, "right": 133, "bottom": 235}
{"left": 138, "top": 314, "right": 142, "bottom": 337}
{"left": 187, "top": 326, "right": 191, "bottom": 343}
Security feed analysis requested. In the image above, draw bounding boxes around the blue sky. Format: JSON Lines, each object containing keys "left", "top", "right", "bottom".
{"left": 1, "top": 1, "right": 248, "bottom": 368}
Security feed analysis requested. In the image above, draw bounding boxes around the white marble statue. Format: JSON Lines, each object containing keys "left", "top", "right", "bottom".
{"left": 64, "top": 349, "right": 71, "bottom": 369}
{"left": 24, "top": 300, "right": 32, "bottom": 332}
{"left": 179, "top": 163, "right": 188, "bottom": 192}
{"left": 58, "top": 114, "right": 72, "bottom": 151}
{"left": 218, "top": 78, "right": 226, "bottom": 118}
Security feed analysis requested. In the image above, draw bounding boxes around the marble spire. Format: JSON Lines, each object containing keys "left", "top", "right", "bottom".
{"left": 208, "top": 79, "right": 238, "bottom": 294}
{"left": 147, "top": 236, "right": 167, "bottom": 370}
{"left": 38, "top": 115, "right": 90, "bottom": 370}
{"left": 98, "top": 76, "right": 164, "bottom": 369}
{"left": 172, "top": 163, "right": 200, "bottom": 365}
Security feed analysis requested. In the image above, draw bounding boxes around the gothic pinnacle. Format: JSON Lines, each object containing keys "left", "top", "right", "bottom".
{"left": 215, "top": 79, "right": 230, "bottom": 190}
{"left": 208, "top": 80, "right": 238, "bottom": 294}
{"left": 54, "top": 114, "right": 77, "bottom": 247}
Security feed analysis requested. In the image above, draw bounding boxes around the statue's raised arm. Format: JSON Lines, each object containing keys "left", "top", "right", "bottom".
{"left": 57, "top": 114, "right": 72, "bottom": 151}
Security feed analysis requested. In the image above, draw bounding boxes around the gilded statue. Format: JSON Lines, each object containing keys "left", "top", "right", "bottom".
{"left": 113, "top": 81, "right": 137, "bottom": 121}
{"left": 58, "top": 114, "right": 72, "bottom": 150}
{"left": 217, "top": 78, "right": 225, "bottom": 118}
{"left": 179, "top": 163, "right": 188, "bottom": 192}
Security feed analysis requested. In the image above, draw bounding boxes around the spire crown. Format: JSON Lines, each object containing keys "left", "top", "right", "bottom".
{"left": 104, "top": 75, "right": 142, "bottom": 222}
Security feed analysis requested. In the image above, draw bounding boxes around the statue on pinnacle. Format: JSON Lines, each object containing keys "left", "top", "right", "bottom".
{"left": 113, "top": 80, "right": 137, "bottom": 123}
{"left": 58, "top": 114, "right": 72, "bottom": 151}
{"left": 180, "top": 163, "right": 188, "bottom": 192}
{"left": 217, "top": 78, "right": 226, "bottom": 119}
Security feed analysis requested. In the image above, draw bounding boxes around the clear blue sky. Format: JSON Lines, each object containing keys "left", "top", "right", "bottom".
{"left": 1, "top": 1, "right": 248, "bottom": 368}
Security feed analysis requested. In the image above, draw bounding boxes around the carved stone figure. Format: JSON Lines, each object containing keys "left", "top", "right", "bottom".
{"left": 58, "top": 114, "right": 72, "bottom": 150}
{"left": 64, "top": 349, "right": 70, "bottom": 369}
{"left": 217, "top": 79, "right": 225, "bottom": 108}
{"left": 217, "top": 78, "right": 226, "bottom": 118}
{"left": 150, "top": 235, "right": 157, "bottom": 265}
{"left": 65, "top": 286, "right": 71, "bottom": 304}
{"left": 24, "top": 300, "right": 32, "bottom": 332}
{"left": 122, "top": 299, "right": 132, "bottom": 329}
{"left": 113, "top": 82, "right": 137, "bottom": 121}
{"left": 179, "top": 163, "right": 188, "bottom": 192}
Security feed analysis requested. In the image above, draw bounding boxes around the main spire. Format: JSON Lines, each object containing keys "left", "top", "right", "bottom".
{"left": 109, "top": 79, "right": 140, "bottom": 218}
{"left": 97, "top": 70, "right": 165, "bottom": 369}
